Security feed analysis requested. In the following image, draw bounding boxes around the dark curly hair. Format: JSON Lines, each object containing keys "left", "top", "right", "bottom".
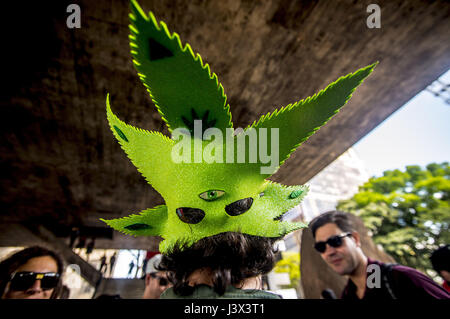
{"left": 0, "top": 246, "right": 64, "bottom": 299}
{"left": 309, "top": 210, "right": 355, "bottom": 239}
{"left": 157, "top": 232, "right": 281, "bottom": 296}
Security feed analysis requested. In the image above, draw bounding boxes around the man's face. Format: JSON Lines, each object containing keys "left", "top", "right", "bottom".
{"left": 439, "top": 270, "right": 450, "bottom": 283}
{"left": 143, "top": 271, "right": 171, "bottom": 299}
{"left": 315, "top": 223, "right": 360, "bottom": 276}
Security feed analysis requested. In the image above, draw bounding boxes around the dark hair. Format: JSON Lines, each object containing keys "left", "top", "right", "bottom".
{"left": 309, "top": 210, "right": 355, "bottom": 238}
{"left": 430, "top": 244, "right": 450, "bottom": 273}
{"left": 0, "top": 246, "right": 64, "bottom": 299}
{"left": 157, "top": 232, "right": 281, "bottom": 296}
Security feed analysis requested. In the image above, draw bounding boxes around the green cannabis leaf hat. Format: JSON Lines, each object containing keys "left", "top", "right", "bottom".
{"left": 101, "top": 0, "right": 377, "bottom": 254}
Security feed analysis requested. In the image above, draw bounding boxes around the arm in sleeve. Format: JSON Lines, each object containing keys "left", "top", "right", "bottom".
{"left": 392, "top": 266, "right": 450, "bottom": 299}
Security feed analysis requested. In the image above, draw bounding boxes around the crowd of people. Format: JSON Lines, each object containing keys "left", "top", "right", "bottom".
{"left": 0, "top": 211, "right": 448, "bottom": 300}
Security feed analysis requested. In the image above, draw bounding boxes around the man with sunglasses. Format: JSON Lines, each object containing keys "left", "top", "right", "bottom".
{"left": 142, "top": 254, "right": 171, "bottom": 299}
{"left": 309, "top": 210, "right": 449, "bottom": 299}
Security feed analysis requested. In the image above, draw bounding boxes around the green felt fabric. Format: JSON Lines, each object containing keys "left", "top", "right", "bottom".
{"left": 128, "top": 0, "right": 232, "bottom": 134}
{"left": 101, "top": 0, "right": 377, "bottom": 254}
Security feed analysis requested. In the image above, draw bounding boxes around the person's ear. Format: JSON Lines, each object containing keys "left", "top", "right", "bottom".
{"left": 145, "top": 274, "right": 151, "bottom": 286}
{"left": 351, "top": 231, "right": 361, "bottom": 247}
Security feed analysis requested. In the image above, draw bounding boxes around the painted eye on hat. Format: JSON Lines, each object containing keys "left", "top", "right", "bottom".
{"left": 199, "top": 190, "right": 225, "bottom": 202}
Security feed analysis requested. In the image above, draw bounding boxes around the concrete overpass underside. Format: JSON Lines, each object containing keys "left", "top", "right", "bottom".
{"left": 1, "top": 0, "right": 449, "bottom": 251}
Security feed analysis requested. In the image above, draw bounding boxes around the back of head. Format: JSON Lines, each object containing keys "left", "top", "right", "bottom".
{"left": 309, "top": 210, "right": 355, "bottom": 239}
{"left": 158, "top": 232, "right": 280, "bottom": 296}
{"left": 0, "top": 246, "right": 64, "bottom": 299}
{"left": 430, "top": 244, "right": 450, "bottom": 273}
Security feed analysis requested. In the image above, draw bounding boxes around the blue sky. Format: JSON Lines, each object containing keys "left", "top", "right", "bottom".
{"left": 353, "top": 69, "right": 450, "bottom": 178}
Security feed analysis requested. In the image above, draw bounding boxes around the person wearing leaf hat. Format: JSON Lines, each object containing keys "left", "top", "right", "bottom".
{"left": 101, "top": 0, "right": 377, "bottom": 298}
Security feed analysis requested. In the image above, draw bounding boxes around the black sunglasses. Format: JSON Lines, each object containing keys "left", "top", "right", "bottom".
{"left": 150, "top": 273, "right": 168, "bottom": 286}
{"left": 314, "top": 233, "right": 352, "bottom": 253}
{"left": 9, "top": 272, "right": 60, "bottom": 291}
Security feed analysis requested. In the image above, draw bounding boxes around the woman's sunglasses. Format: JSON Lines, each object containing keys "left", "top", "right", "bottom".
{"left": 150, "top": 273, "right": 169, "bottom": 286}
{"left": 314, "top": 233, "right": 352, "bottom": 253}
{"left": 9, "top": 272, "right": 60, "bottom": 291}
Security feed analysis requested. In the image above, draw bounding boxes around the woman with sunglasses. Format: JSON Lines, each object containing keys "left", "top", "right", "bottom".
{"left": 0, "top": 246, "right": 64, "bottom": 299}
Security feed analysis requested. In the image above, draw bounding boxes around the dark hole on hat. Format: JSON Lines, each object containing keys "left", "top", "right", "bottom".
{"left": 225, "top": 198, "right": 253, "bottom": 216}
{"left": 176, "top": 207, "right": 205, "bottom": 224}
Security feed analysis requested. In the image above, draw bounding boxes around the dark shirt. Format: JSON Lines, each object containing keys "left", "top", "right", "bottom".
{"left": 341, "top": 258, "right": 450, "bottom": 299}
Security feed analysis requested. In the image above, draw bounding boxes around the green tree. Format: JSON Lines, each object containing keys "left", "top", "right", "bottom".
{"left": 337, "top": 162, "right": 450, "bottom": 277}
{"left": 274, "top": 251, "right": 301, "bottom": 289}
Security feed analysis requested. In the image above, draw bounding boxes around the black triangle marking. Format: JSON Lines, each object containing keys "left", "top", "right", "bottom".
{"left": 148, "top": 38, "right": 173, "bottom": 61}
{"left": 124, "top": 223, "right": 151, "bottom": 230}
